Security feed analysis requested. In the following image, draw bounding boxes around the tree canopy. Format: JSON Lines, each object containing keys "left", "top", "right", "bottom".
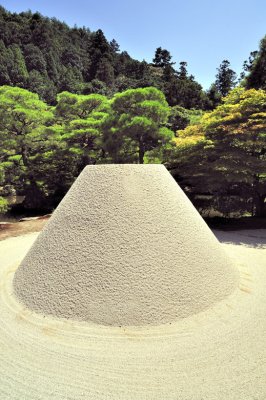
{"left": 0, "top": 86, "right": 174, "bottom": 209}
{"left": 0, "top": 5, "right": 215, "bottom": 110}
{"left": 166, "top": 88, "right": 266, "bottom": 217}
{"left": 102, "top": 87, "right": 173, "bottom": 163}
{"left": 0, "top": 86, "right": 54, "bottom": 207}
{"left": 215, "top": 60, "right": 237, "bottom": 97}
{"left": 0, "top": 6, "right": 265, "bottom": 219}
{"left": 0, "top": 84, "right": 265, "bottom": 218}
{"left": 244, "top": 35, "right": 266, "bottom": 90}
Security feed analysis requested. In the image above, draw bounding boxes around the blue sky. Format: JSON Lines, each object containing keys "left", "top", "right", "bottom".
{"left": 1, "top": 0, "right": 266, "bottom": 89}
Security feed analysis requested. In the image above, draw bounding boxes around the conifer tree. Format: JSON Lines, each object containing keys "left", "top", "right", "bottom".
{"left": 215, "top": 60, "right": 237, "bottom": 97}
{"left": 153, "top": 47, "right": 175, "bottom": 68}
{"left": 245, "top": 36, "right": 266, "bottom": 90}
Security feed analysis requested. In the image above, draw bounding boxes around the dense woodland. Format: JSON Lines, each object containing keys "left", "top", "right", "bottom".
{"left": 0, "top": 6, "right": 265, "bottom": 218}
{"left": 0, "top": 6, "right": 239, "bottom": 109}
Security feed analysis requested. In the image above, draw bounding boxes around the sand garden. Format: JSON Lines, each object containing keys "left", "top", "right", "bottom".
{"left": 0, "top": 165, "right": 265, "bottom": 399}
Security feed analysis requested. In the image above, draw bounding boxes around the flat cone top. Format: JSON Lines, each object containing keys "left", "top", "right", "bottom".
{"left": 14, "top": 165, "right": 238, "bottom": 326}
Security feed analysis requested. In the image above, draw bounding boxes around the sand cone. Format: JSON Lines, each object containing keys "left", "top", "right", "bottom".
{"left": 14, "top": 165, "right": 238, "bottom": 326}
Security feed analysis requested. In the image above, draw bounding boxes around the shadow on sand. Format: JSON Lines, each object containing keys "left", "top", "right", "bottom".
{"left": 214, "top": 229, "right": 266, "bottom": 249}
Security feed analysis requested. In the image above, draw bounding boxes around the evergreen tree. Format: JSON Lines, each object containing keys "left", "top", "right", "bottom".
{"left": 0, "top": 40, "right": 11, "bottom": 84}
{"left": 245, "top": 36, "right": 266, "bottom": 89}
{"left": 110, "top": 39, "right": 120, "bottom": 53}
{"left": 0, "top": 5, "right": 212, "bottom": 109}
{"left": 55, "top": 91, "right": 108, "bottom": 121}
{"left": 177, "top": 61, "right": 188, "bottom": 79}
{"left": 88, "top": 29, "right": 113, "bottom": 80}
{"left": 8, "top": 44, "right": 29, "bottom": 87}
{"left": 103, "top": 87, "right": 173, "bottom": 163}
{"left": 95, "top": 57, "right": 115, "bottom": 85}
{"left": 23, "top": 44, "right": 47, "bottom": 74}
{"left": 52, "top": 91, "right": 109, "bottom": 173}
{"left": 26, "top": 70, "right": 57, "bottom": 104}
{"left": 58, "top": 66, "right": 84, "bottom": 93}
{"left": 61, "top": 45, "right": 83, "bottom": 70}
{"left": 215, "top": 60, "right": 237, "bottom": 97}
{"left": 153, "top": 47, "right": 175, "bottom": 68}
{"left": 205, "top": 83, "right": 222, "bottom": 109}
{"left": 46, "top": 51, "right": 60, "bottom": 83}
{"left": 0, "top": 86, "right": 53, "bottom": 207}
{"left": 83, "top": 79, "right": 110, "bottom": 96}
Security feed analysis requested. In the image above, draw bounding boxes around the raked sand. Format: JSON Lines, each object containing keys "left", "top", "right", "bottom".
{"left": 0, "top": 229, "right": 265, "bottom": 399}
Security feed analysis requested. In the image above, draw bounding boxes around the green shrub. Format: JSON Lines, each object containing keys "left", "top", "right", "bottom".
{"left": 0, "top": 196, "right": 9, "bottom": 214}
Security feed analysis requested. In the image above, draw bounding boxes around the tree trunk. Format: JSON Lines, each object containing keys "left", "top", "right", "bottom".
{"left": 23, "top": 180, "right": 46, "bottom": 210}
{"left": 254, "top": 193, "right": 266, "bottom": 217}
{"left": 21, "top": 145, "right": 29, "bottom": 167}
{"left": 139, "top": 139, "right": 144, "bottom": 164}
{"left": 253, "top": 175, "right": 266, "bottom": 217}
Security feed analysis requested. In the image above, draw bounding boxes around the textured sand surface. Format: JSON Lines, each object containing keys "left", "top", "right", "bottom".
{"left": 14, "top": 165, "right": 238, "bottom": 326}
{"left": 0, "top": 230, "right": 265, "bottom": 399}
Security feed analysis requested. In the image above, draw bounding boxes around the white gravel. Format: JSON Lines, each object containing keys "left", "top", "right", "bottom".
{"left": 0, "top": 229, "right": 265, "bottom": 399}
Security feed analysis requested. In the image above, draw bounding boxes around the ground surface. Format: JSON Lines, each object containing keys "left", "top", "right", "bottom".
{"left": 0, "top": 218, "right": 48, "bottom": 241}
{"left": 0, "top": 228, "right": 265, "bottom": 399}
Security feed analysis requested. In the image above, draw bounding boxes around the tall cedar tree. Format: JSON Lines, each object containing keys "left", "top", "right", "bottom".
{"left": 215, "top": 60, "right": 237, "bottom": 97}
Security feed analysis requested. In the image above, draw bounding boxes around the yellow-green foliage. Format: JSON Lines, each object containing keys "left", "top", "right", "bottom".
{"left": 0, "top": 196, "right": 8, "bottom": 214}
{"left": 168, "top": 87, "right": 266, "bottom": 216}
{"left": 174, "top": 88, "right": 266, "bottom": 149}
{"left": 174, "top": 125, "right": 205, "bottom": 146}
{"left": 202, "top": 88, "right": 266, "bottom": 127}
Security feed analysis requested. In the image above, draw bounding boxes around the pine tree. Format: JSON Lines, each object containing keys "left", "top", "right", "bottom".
{"left": 215, "top": 60, "right": 237, "bottom": 97}
{"left": 103, "top": 87, "right": 173, "bottom": 164}
{"left": 178, "top": 61, "right": 188, "bottom": 79}
{"left": 153, "top": 47, "right": 175, "bottom": 68}
{"left": 110, "top": 39, "right": 120, "bottom": 53}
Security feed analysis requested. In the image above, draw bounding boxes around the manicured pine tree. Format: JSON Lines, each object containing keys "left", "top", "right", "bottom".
{"left": 102, "top": 87, "right": 173, "bottom": 164}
